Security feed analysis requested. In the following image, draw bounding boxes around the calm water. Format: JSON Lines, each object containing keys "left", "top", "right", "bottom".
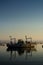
{"left": 0, "top": 44, "right": 43, "bottom": 65}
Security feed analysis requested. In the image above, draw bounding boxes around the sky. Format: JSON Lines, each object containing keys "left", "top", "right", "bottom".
{"left": 0, "top": 0, "right": 43, "bottom": 41}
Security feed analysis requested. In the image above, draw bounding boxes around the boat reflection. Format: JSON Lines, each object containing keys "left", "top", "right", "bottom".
{"left": 6, "top": 45, "right": 37, "bottom": 60}
{"left": 25, "top": 47, "right": 37, "bottom": 59}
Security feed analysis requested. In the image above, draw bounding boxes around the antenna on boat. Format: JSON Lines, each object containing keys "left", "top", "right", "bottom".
{"left": 25, "top": 35, "right": 32, "bottom": 43}
{"left": 9, "top": 36, "right": 16, "bottom": 44}
{"left": 25, "top": 35, "right": 27, "bottom": 41}
{"left": 9, "top": 36, "right": 12, "bottom": 41}
{"left": 12, "top": 38, "right": 16, "bottom": 44}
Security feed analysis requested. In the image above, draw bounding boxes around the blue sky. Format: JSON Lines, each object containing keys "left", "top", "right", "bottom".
{"left": 0, "top": 0, "right": 43, "bottom": 40}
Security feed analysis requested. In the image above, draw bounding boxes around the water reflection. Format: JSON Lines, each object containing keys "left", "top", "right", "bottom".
{"left": 0, "top": 43, "right": 43, "bottom": 65}
{"left": 6, "top": 45, "right": 37, "bottom": 60}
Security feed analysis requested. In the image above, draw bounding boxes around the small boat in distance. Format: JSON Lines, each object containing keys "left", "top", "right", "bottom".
{"left": 42, "top": 45, "right": 43, "bottom": 48}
